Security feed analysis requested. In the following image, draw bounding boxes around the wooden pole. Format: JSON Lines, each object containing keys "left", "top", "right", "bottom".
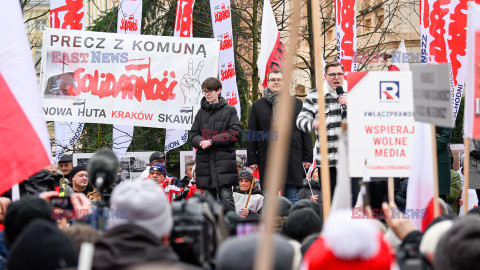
{"left": 431, "top": 125, "right": 440, "bottom": 218}
{"left": 311, "top": 0, "right": 331, "bottom": 221}
{"left": 463, "top": 138, "right": 470, "bottom": 214}
{"left": 388, "top": 177, "right": 394, "bottom": 204}
{"left": 245, "top": 179, "right": 255, "bottom": 208}
{"left": 253, "top": 0, "right": 302, "bottom": 268}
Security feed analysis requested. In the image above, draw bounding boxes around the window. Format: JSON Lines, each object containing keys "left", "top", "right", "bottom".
{"left": 364, "top": 18, "right": 372, "bottom": 33}
{"left": 35, "top": 19, "right": 47, "bottom": 31}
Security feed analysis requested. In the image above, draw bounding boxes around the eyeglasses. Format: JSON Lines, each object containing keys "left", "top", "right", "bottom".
{"left": 268, "top": 78, "right": 283, "bottom": 83}
{"left": 202, "top": 89, "right": 218, "bottom": 95}
{"left": 327, "top": 73, "right": 345, "bottom": 78}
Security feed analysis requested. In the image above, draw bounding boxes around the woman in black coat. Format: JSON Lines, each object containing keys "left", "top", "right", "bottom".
{"left": 189, "top": 78, "right": 240, "bottom": 210}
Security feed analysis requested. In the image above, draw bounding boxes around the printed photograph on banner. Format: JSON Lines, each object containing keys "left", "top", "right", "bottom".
{"left": 180, "top": 149, "right": 246, "bottom": 178}
{"left": 347, "top": 71, "right": 415, "bottom": 177}
{"left": 40, "top": 28, "right": 220, "bottom": 130}
{"left": 73, "top": 152, "right": 151, "bottom": 181}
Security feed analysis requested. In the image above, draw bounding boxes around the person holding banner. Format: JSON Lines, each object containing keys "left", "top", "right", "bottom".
{"left": 189, "top": 77, "right": 240, "bottom": 211}
{"left": 296, "top": 61, "right": 347, "bottom": 198}
{"left": 247, "top": 70, "right": 313, "bottom": 204}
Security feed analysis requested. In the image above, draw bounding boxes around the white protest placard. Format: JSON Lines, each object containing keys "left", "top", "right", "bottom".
{"left": 40, "top": 28, "right": 220, "bottom": 129}
{"left": 412, "top": 64, "right": 453, "bottom": 128}
{"left": 348, "top": 71, "right": 415, "bottom": 177}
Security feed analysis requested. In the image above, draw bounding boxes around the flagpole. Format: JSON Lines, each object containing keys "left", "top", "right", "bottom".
{"left": 388, "top": 177, "right": 394, "bottom": 204}
{"left": 431, "top": 125, "right": 440, "bottom": 218}
{"left": 253, "top": 0, "right": 302, "bottom": 268}
{"left": 463, "top": 138, "right": 470, "bottom": 213}
{"left": 311, "top": 0, "right": 331, "bottom": 221}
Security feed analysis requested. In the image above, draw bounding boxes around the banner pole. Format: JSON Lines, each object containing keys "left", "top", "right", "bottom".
{"left": 311, "top": 0, "right": 331, "bottom": 220}
{"left": 388, "top": 177, "right": 394, "bottom": 204}
{"left": 431, "top": 125, "right": 440, "bottom": 218}
{"left": 253, "top": 0, "right": 302, "bottom": 268}
{"left": 463, "top": 138, "right": 470, "bottom": 214}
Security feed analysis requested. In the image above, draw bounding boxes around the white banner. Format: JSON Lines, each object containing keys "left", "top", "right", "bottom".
{"left": 50, "top": 0, "right": 85, "bottom": 30}
{"left": 347, "top": 71, "right": 415, "bottom": 177}
{"left": 117, "top": 0, "right": 143, "bottom": 34}
{"left": 114, "top": 0, "right": 143, "bottom": 159}
{"left": 209, "top": 0, "right": 241, "bottom": 119}
{"left": 335, "top": 0, "right": 357, "bottom": 72}
{"left": 40, "top": 28, "right": 220, "bottom": 130}
{"left": 51, "top": 0, "right": 85, "bottom": 160}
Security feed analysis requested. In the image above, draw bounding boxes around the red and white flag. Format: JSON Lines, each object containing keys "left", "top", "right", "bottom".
{"left": 406, "top": 122, "right": 435, "bottom": 232}
{"left": 0, "top": 0, "right": 52, "bottom": 195}
{"left": 257, "top": 0, "right": 285, "bottom": 88}
{"left": 420, "top": 0, "right": 468, "bottom": 120}
{"left": 463, "top": 2, "right": 480, "bottom": 139}
{"left": 388, "top": 39, "right": 410, "bottom": 71}
{"left": 50, "top": 0, "right": 85, "bottom": 161}
{"left": 164, "top": 0, "right": 197, "bottom": 153}
{"left": 113, "top": 0, "right": 143, "bottom": 159}
{"left": 335, "top": 0, "right": 357, "bottom": 72}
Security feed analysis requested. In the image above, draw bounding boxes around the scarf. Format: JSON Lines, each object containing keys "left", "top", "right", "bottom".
{"left": 263, "top": 87, "right": 280, "bottom": 126}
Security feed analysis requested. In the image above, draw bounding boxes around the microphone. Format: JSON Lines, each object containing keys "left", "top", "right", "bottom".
{"left": 87, "top": 148, "right": 119, "bottom": 194}
{"left": 335, "top": 86, "right": 347, "bottom": 117}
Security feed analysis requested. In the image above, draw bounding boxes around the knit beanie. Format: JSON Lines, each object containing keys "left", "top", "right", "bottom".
{"left": 434, "top": 215, "right": 480, "bottom": 270}
{"left": 4, "top": 195, "right": 53, "bottom": 247}
{"left": 109, "top": 180, "right": 173, "bottom": 239}
{"left": 7, "top": 219, "right": 78, "bottom": 270}
{"left": 281, "top": 208, "right": 322, "bottom": 243}
{"left": 70, "top": 165, "right": 87, "bottom": 179}
{"left": 215, "top": 233, "right": 299, "bottom": 270}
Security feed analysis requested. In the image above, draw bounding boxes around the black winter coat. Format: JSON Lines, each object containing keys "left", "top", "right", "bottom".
{"left": 189, "top": 97, "right": 240, "bottom": 189}
{"left": 247, "top": 97, "right": 313, "bottom": 187}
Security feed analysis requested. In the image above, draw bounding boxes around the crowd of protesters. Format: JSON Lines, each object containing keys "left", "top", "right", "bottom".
{"left": 1, "top": 63, "right": 480, "bottom": 269}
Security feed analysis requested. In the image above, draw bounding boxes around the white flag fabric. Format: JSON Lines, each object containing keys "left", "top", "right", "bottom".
{"left": 113, "top": 0, "right": 143, "bottom": 159}
{"left": 335, "top": 0, "right": 357, "bottom": 72}
{"left": 117, "top": 0, "right": 143, "bottom": 34}
{"left": 165, "top": 0, "right": 197, "bottom": 153}
{"left": 406, "top": 122, "right": 435, "bottom": 231}
{"left": 257, "top": 0, "right": 285, "bottom": 87}
{"left": 420, "top": 0, "right": 468, "bottom": 120}
{"left": 210, "top": 0, "right": 241, "bottom": 119}
{"left": 331, "top": 129, "right": 352, "bottom": 210}
{"left": 50, "top": 0, "right": 85, "bottom": 160}
{"left": 389, "top": 39, "right": 410, "bottom": 71}
{"left": 0, "top": 0, "right": 52, "bottom": 195}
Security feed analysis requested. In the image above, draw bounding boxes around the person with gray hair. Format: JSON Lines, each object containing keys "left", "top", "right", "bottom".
{"left": 92, "top": 180, "right": 199, "bottom": 269}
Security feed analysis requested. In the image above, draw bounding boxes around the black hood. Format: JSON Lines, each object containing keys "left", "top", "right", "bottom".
{"left": 201, "top": 96, "right": 228, "bottom": 111}
{"left": 93, "top": 223, "right": 179, "bottom": 269}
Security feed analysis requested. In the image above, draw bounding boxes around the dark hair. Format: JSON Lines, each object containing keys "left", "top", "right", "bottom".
{"left": 201, "top": 77, "right": 222, "bottom": 91}
{"left": 325, "top": 61, "right": 344, "bottom": 74}
{"left": 267, "top": 70, "right": 283, "bottom": 81}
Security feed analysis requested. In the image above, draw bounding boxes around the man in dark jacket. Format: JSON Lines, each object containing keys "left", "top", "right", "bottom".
{"left": 247, "top": 70, "right": 313, "bottom": 204}
{"left": 189, "top": 77, "right": 240, "bottom": 211}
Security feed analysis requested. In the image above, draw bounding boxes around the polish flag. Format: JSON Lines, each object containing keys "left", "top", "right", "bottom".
{"left": 0, "top": 1, "right": 52, "bottom": 195}
{"left": 388, "top": 39, "right": 410, "bottom": 71}
{"left": 406, "top": 122, "right": 436, "bottom": 232}
{"left": 257, "top": 0, "right": 285, "bottom": 88}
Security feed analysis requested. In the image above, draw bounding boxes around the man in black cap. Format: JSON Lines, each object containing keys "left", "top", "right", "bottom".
{"left": 140, "top": 151, "right": 167, "bottom": 180}
{"left": 57, "top": 154, "right": 73, "bottom": 180}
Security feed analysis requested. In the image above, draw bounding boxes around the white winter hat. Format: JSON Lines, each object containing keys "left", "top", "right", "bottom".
{"left": 108, "top": 180, "right": 173, "bottom": 239}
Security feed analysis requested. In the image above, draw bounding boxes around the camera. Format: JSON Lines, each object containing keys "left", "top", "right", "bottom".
{"left": 169, "top": 193, "right": 229, "bottom": 269}
{"left": 50, "top": 196, "right": 73, "bottom": 210}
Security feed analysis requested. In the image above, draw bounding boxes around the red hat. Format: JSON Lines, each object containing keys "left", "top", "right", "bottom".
{"left": 302, "top": 210, "right": 395, "bottom": 270}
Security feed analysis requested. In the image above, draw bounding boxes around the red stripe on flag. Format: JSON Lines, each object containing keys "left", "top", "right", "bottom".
{"left": 262, "top": 33, "right": 285, "bottom": 88}
{"left": 346, "top": 71, "right": 368, "bottom": 92}
{"left": 0, "top": 72, "right": 50, "bottom": 195}
{"left": 421, "top": 198, "right": 437, "bottom": 232}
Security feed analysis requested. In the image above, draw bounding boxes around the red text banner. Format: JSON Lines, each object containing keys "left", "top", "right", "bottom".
{"left": 40, "top": 28, "right": 220, "bottom": 129}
